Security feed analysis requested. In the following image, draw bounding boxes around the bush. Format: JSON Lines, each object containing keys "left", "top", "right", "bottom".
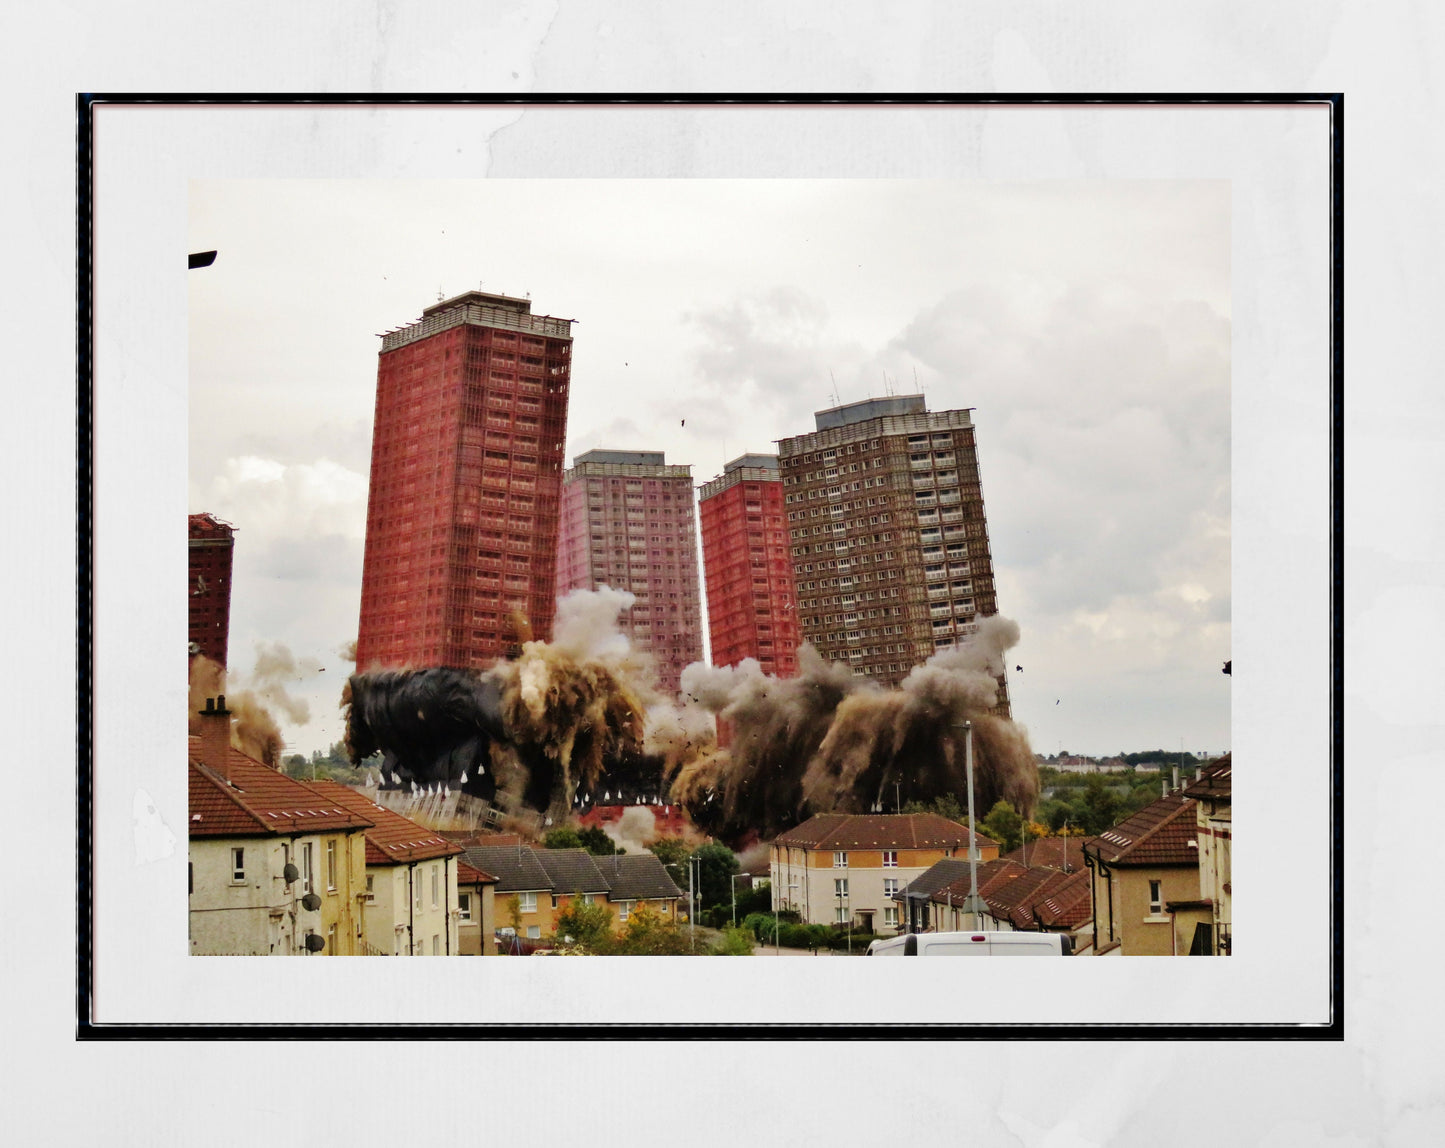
{"left": 711, "top": 926, "right": 755, "bottom": 956}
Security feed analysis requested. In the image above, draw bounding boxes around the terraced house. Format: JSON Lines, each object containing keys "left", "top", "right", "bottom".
{"left": 309, "top": 782, "right": 465, "bottom": 955}
{"left": 188, "top": 699, "right": 372, "bottom": 956}
{"left": 771, "top": 813, "right": 994, "bottom": 935}
{"left": 1081, "top": 790, "right": 1200, "bottom": 956}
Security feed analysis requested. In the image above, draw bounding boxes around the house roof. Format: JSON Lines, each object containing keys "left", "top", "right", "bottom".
{"left": 1002, "top": 835, "right": 1091, "bottom": 873}
{"left": 307, "top": 781, "right": 463, "bottom": 865}
{"left": 774, "top": 812, "right": 992, "bottom": 852}
{"left": 1183, "top": 753, "right": 1232, "bottom": 802}
{"left": 930, "top": 859, "right": 1028, "bottom": 906}
{"left": 1033, "top": 868, "right": 1093, "bottom": 930}
{"left": 1084, "top": 792, "right": 1200, "bottom": 867}
{"left": 897, "top": 858, "right": 973, "bottom": 901}
{"left": 188, "top": 746, "right": 374, "bottom": 839}
{"left": 535, "top": 848, "right": 610, "bottom": 895}
{"left": 457, "top": 860, "right": 497, "bottom": 886}
{"left": 982, "top": 866, "right": 1070, "bottom": 930}
{"left": 590, "top": 852, "right": 684, "bottom": 901}
{"left": 461, "top": 845, "right": 552, "bottom": 893}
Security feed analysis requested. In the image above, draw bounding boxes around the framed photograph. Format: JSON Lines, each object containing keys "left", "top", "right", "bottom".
{"left": 81, "top": 95, "right": 1337, "bottom": 1034}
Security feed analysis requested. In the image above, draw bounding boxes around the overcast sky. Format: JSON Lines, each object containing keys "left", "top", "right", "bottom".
{"left": 189, "top": 178, "right": 1230, "bottom": 760}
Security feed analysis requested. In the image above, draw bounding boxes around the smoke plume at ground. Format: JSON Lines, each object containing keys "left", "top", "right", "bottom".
{"left": 188, "top": 642, "right": 317, "bottom": 767}
{"left": 669, "top": 615, "right": 1038, "bottom": 843}
{"left": 339, "top": 590, "right": 1036, "bottom": 846}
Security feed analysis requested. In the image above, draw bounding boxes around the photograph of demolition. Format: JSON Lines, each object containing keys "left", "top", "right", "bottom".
{"left": 187, "top": 181, "right": 1231, "bottom": 959}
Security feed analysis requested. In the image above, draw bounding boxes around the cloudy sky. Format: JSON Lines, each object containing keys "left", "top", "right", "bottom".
{"left": 189, "top": 178, "right": 1230, "bottom": 760}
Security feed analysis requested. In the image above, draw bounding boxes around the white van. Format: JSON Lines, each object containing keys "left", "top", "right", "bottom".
{"left": 866, "top": 930, "right": 1073, "bottom": 956}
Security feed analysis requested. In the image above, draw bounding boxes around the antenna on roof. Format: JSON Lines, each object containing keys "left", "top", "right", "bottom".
{"left": 913, "top": 367, "right": 922, "bottom": 395}
{"left": 437, "top": 286, "right": 445, "bottom": 302}
{"left": 829, "top": 369, "right": 841, "bottom": 407}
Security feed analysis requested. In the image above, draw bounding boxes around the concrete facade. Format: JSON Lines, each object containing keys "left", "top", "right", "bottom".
{"left": 776, "top": 397, "right": 1008, "bottom": 710}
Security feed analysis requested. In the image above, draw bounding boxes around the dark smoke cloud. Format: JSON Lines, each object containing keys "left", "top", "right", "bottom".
{"left": 344, "top": 588, "right": 654, "bottom": 822}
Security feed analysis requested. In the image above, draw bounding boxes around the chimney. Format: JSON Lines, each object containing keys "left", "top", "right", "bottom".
{"left": 1172, "top": 764, "right": 1180, "bottom": 792}
{"left": 197, "top": 695, "right": 233, "bottom": 781}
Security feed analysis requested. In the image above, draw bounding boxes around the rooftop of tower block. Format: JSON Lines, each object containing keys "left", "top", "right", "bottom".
{"left": 380, "top": 290, "right": 574, "bottom": 352}
{"left": 565, "top": 450, "right": 693, "bottom": 481}
{"left": 814, "top": 394, "right": 927, "bottom": 430}
{"left": 723, "top": 453, "right": 779, "bottom": 475}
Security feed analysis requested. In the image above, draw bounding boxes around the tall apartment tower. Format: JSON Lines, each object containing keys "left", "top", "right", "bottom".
{"left": 777, "top": 396, "right": 1009, "bottom": 715}
{"left": 697, "top": 453, "right": 799, "bottom": 678}
{"left": 356, "top": 291, "right": 574, "bottom": 671}
{"left": 556, "top": 450, "right": 702, "bottom": 695}
{"left": 188, "top": 512, "right": 235, "bottom": 668}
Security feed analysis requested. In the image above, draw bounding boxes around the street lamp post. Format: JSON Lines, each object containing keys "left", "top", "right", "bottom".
{"left": 957, "top": 720, "right": 985, "bottom": 928}
{"left": 732, "top": 872, "right": 748, "bottom": 928}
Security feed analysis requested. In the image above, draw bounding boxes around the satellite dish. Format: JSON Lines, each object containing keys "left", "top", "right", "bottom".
{"left": 304, "top": 933, "right": 326, "bottom": 953}
{"left": 301, "top": 892, "right": 322, "bottom": 912}
{"left": 283, "top": 863, "right": 300, "bottom": 883}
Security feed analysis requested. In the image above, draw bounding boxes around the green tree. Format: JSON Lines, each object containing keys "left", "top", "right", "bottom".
{"left": 649, "top": 837, "right": 691, "bottom": 889}
{"left": 543, "top": 826, "right": 583, "bottom": 850}
{"left": 690, "top": 842, "right": 740, "bottom": 911}
{"left": 1079, "top": 773, "right": 1123, "bottom": 835}
{"left": 613, "top": 902, "right": 692, "bottom": 955}
{"left": 576, "top": 825, "right": 620, "bottom": 855}
{"left": 901, "top": 794, "right": 966, "bottom": 823}
{"left": 552, "top": 898, "right": 614, "bottom": 952}
{"left": 980, "top": 799, "right": 1023, "bottom": 852}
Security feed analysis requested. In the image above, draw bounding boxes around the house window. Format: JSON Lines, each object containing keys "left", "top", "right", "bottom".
{"left": 618, "top": 900, "right": 632, "bottom": 922}
{"left": 527, "top": 926, "right": 541, "bottom": 940}
{"left": 365, "top": 874, "right": 375, "bottom": 904}
{"left": 518, "top": 892, "right": 538, "bottom": 914}
{"left": 230, "top": 847, "right": 245, "bottom": 883}
{"left": 884, "top": 906, "right": 899, "bottom": 928}
{"left": 882, "top": 850, "right": 898, "bottom": 868}
{"left": 833, "top": 851, "right": 848, "bottom": 868}
{"left": 326, "top": 839, "right": 337, "bottom": 891}
{"left": 327, "top": 923, "right": 337, "bottom": 954}
{"left": 551, "top": 893, "right": 560, "bottom": 910}
{"left": 834, "top": 878, "right": 849, "bottom": 898}
{"left": 301, "top": 844, "right": 313, "bottom": 894}
{"left": 835, "top": 905, "right": 849, "bottom": 924}
{"left": 1149, "top": 880, "right": 1163, "bottom": 915}
{"left": 431, "top": 864, "right": 440, "bottom": 908}
{"left": 414, "top": 870, "right": 422, "bottom": 911}
{"left": 458, "top": 892, "right": 472, "bottom": 921}
{"left": 432, "top": 934, "right": 441, "bottom": 955}
{"left": 883, "top": 878, "right": 899, "bottom": 899}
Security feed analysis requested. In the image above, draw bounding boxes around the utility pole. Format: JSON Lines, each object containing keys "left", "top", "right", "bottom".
{"left": 959, "top": 720, "right": 985, "bottom": 928}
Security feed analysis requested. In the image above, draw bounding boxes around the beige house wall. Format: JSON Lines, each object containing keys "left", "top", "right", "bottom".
{"left": 190, "top": 836, "right": 302, "bottom": 955}
{"left": 364, "top": 857, "right": 461, "bottom": 955}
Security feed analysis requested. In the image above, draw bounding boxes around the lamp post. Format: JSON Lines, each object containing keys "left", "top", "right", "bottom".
{"left": 732, "top": 872, "right": 749, "bottom": 928}
{"left": 956, "top": 720, "right": 985, "bottom": 928}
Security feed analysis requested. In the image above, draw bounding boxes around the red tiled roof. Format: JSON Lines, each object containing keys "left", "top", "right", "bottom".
{"left": 1002, "top": 836, "right": 1091, "bottom": 873}
{"left": 458, "top": 860, "right": 497, "bottom": 885}
{"left": 931, "top": 859, "right": 1027, "bottom": 906}
{"left": 188, "top": 741, "right": 375, "bottom": 838}
{"left": 1085, "top": 792, "right": 1200, "bottom": 867}
{"left": 307, "top": 781, "right": 465, "bottom": 864}
{"left": 1033, "top": 868, "right": 1093, "bottom": 930}
{"left": 1184, "top": 753, "right": 1232, "bottom": 801}
{"left": 985, "top": 867, "right": 1070, "bottom": 930}
{"left": 774, "top": 813, "right": 994, "bottom": 852}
